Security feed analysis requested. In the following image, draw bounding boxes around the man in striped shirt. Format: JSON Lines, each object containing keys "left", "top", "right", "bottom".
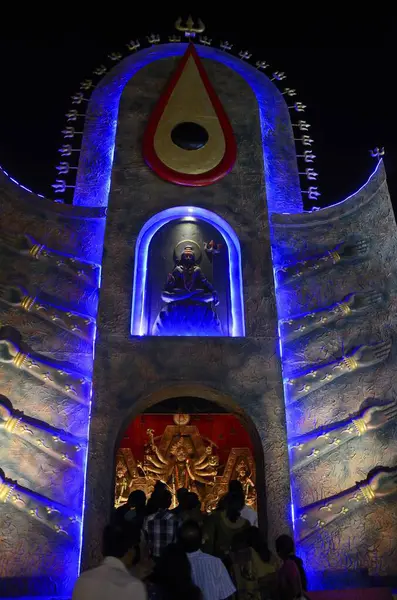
{"left": 179, "top": 520, "right": 236, "bottom": 600}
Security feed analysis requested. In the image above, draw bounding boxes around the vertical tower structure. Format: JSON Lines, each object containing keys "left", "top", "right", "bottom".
{"left": 0, "top": 20, "right": 396, "bottom": 598}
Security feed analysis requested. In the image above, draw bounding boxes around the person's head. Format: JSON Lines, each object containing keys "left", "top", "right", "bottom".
{"left": 176, "top": 487, "right": 189, "bottom": 505}
{"left": 157, "top": 488, "right": 172, "bottom": 511}
{"left": 231, "top": 528, "right": 249, "bottom": 552}
{"left": 177, "top": 490, "right": 193, "bottom": 512}
{"left": 186, "top": 492, "right": 200, "bottom": 510}
{"left": 276, "top": 534, "right": 307, "bottom": 590}
{"left": 153, "top": 480, "right": 167, "bottom": 493}
{"left": 146, "top": 481, "right": 168, "bottom": 514}
{"left": 216, "top": 493, "right": 227, "bottom": 511}
{"left": 178, "top": 519, "right": 202, "bottom": 553}
{"left": 102, "top": 524, "right": 140, "bottom": 567}
{"left": 127, "top": 489, "right": 146, "bottom": 510}
{"left": 151, "top": 543, "right": 202, "bottom": 600}
{"left": 275, "top": 534, "right": 295, "bottom": 560}
{"left": 229, "top": 479, "right": 244, "bottom": 495}
{"left": 225, "top": 490, "right": 245, "bottom": 523}
{"left": 246, "top": 527, "right": 271, "bottom": 563}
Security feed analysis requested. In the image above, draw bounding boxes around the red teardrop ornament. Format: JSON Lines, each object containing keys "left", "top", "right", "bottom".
{"left": 143, "top": 43, "right": 237, "bottom": 186}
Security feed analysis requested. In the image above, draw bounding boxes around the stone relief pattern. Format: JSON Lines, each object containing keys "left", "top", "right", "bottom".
{"left": 0, "top": 183, "right": 104, "bottom": 593}
{"left": 0, "top": 511, "right": 79, "bottom": 594}
{"left": 0, "top": 177, "right": 105, "bottom": 263}
{"left": 83, "top": 57, "right": 292, "bottom": 567}
{"left": 272, "top": 165, "right": 397, "bottom": 575}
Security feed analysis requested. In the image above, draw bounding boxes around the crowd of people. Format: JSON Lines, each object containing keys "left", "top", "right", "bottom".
{"left": 72, "top": 480, "right": 308, "bottom": 600}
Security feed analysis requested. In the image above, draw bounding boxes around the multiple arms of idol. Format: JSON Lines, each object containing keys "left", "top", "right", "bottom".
{"left": 0, "top": 230, "right": 100, "bottom": 534}
{"left": 276, "top": 239, "right": 397, "bottom": 540}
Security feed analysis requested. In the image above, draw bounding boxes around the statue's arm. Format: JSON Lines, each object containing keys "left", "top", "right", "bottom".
{"left": 290, "top": 402, "right": 397, "bottom": 471}
{"left": 280, "top": 302, "right": 349, "bottom": 343}
{"left": 194, "top": 453, "right": 210, "bottom": 467}
{"left": 290, "top": 421, "right": 359, "bottom": 471}
{"left": 195, "top": 469, "right": 217, "bottom": 478}
{"left": 145, "top": 466, "right": 164, "bottom": 475}
{"left": 164, "top": 269, "right": 179, "bottom": 292}
{"left": 147, "top": 455, "right": 166, "bottom": 469}
{"left": 276, "top": 240, "right": 369, "bottom": 286}
{"left": 285, "top": 357, "right": 351, "bottom": 403}
{"left": 152, "top": 445, "right": 169, "bottom": 465}
{"left": 285, "top": 341, "right": 391, "bottom": 404}
{"left": 280, "top": 291, "right": 382, "bottom": 343}
{"left": 198, "top": 269, "right": 215, "bottom": 293}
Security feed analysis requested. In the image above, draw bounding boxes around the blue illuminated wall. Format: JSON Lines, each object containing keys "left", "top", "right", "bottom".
{"left": 0, "top": 170, "right": 105, "bottom": 598}
{"left": 272, "top": 161, "right": 397, "bottom": 587}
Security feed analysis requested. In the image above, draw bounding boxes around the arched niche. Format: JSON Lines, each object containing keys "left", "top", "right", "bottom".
{"left": 130, "top": 206, "right": 245, "bottom": 337}
{"left": 113, "top": 383, "right": 267, "bottom": 534}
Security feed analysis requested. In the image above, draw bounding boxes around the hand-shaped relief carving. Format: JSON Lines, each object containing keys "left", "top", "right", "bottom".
{"left": 0, "top": 468, "right": 80, "bottom": 537}
{"left": 280, "top": 290, "right": 383, "bottom": 343}
{"left": 0, "top": 283, "right": 96, "bottom": 342}
{"left": 276, "top": 240, "right": 370, "bottom": 286}
{"left": 296, "top": 465, "right": 397, "bottom": 541}
{"left": 0, "top": 395, "right": 85, "bottom": 466}
{"left": 0, "top": 335, "right": 91, "bottom": 405}
{"left": 290, "top": 400, "right": 397, "bottom": 471}
{"left": 0, "top": 232, "right": 100, "bottom": 288}
{"left": 284, "top": 340, "right": 391, "bottom": 403}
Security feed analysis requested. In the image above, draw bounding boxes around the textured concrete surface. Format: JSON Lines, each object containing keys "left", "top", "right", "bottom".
{"left": 84, "top": 54, "right": 292, "bottom": 567}
{"left": 0, "top": 172, "right": 105, "bottom": 596}
{"left": 272, "top": 162, "right": 397, "bottom": 580}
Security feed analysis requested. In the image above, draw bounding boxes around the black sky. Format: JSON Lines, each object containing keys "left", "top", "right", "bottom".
{"left": 0, "top": 12, "right": 396, "bottom": 210}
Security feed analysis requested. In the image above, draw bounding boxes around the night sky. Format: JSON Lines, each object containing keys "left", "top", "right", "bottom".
{"left": 0, "top": 13, "right": 395, "bottom": 210}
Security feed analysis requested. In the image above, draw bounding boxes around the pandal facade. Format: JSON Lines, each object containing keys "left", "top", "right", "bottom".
{"left": 0, "top": 17, "right": 396, "bottom": 598}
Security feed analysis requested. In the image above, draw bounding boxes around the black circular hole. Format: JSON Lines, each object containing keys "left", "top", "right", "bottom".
{"left": 171, "top": 122, "right": 209, "bottom": 151}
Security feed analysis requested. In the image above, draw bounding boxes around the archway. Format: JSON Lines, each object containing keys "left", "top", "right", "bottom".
{"left": 113, "top": 385, "right": 267, "bottom": 533}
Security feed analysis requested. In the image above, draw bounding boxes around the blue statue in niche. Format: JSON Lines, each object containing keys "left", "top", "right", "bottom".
{"left": 152, "top": 242, "right": 222, "bottom": 336}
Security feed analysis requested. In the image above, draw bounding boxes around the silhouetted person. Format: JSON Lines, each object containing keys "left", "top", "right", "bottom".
{"left": 72, "top": 524, "right": 146, "bottom": 600}
{"left": 230, "top": 527, "right": 276, "bottom": 600}
{"left": 180, "top": 492, "right": 205, "bottom": 527}
{"left": 245, "top": 526, "right": 272, "bottom": 563}
{"left": 178, "top": 520, "right": 235, "bottom": 600}
{"left": 276, "top": 534, "right": 308, "bottom": 600}
{"left": 114, "top": 489, "right": 146, "bottom": 530}
{"left": 203, "top": 491, "right": 250, "bottom": 562}
{"left": 143, "top": 489, "right": 178, "bottom": 560}
{"left": 146, "top": 542, "right": 202, "bottom": 600}
{"left": 146, "top": 481, "right": 167, "bottom": 516}
{"left": 172, "top": 487, "right": 189, "bottom": 515}
{"left": 229, "top": 480, "right": 258, "bottom": 526}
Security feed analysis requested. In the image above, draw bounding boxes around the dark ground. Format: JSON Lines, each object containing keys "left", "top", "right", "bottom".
{"left": 0, "top": 11, "right": 395, "bottom": 210}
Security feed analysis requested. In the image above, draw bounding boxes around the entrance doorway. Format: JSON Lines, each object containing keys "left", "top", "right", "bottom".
{"left": 114, "top": 397, "right": 258, "bottom": 513}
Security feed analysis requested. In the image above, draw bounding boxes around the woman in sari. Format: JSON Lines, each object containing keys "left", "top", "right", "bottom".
{"left": 230, "top": 527, "right": 276, "bottom": 600}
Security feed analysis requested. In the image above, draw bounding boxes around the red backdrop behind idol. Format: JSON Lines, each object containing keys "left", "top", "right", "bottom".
{"left": 119, "top": 413, "right": 254, "bottom": 469}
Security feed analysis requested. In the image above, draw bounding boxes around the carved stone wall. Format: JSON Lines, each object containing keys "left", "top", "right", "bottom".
{"left": 0, "top": 174, "right": 105, "bottom": 598}
{"left": 83, "top": 55, "right": 292, "bottom": 567}
{"left": 272, "top": 163, "right": 397, "bottom": 585}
